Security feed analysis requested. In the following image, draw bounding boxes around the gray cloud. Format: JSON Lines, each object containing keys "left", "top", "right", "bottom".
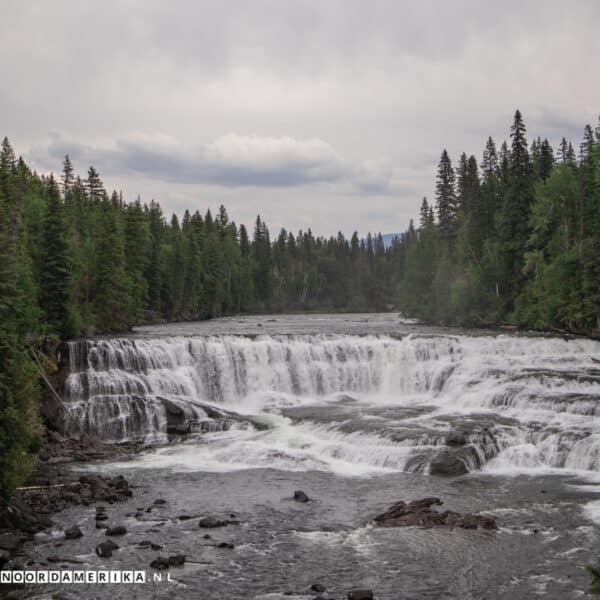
{"left": 40, "top": 132, "right": 407, "bottom": 194}
{"left": 2, "top": 0, "right": 599, "bottom": 235}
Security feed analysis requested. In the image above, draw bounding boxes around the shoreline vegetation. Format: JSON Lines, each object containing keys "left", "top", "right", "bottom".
{"left": 1, "top": 108, "right": 600, "bottom": 502}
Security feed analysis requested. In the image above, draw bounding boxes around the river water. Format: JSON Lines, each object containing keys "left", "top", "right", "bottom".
{"left": 19, "top": 314, "right": 600, "bottom": 599}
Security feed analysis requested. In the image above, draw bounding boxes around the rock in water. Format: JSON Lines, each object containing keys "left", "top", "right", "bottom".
{"left": 150, "top": 556, "right": 170, "bottom": 570}
{"left": 105, "top": 525, "right": 127, "bottom": 536}
{"left": 0, "top": 533, "right": 21, "bottom": 551}
{"left": 64, "top": 526, "right": 83, "bottom": 539}
{"left": 168, "top": 554, "right": 186, "bottom": 566}
{"left": 95, "top": 540, "right": 119, "bottom": 558}
{"left": 311, "top": 583, "right": 327, "bottom": 593}
{"left": 348, "top": 590, "right": 373, "bottom": 600}
{"left": 294, "top": 490, "right": 310, "bottom": 503}
{"left": 198, "top": 516, "right": 237, "bottom": 528}
{"left": 428, "top": 451, "right": 469, "bottom": 476}
{"left": 373, "top": 497, "right": 497, "bottom": 531}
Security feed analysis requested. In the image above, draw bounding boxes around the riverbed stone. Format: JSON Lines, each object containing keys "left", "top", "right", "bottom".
{"left": 168, "top": 554, "right": 186, "bottom": 566}
{"left": 105, "top": 525, "right": 127, "bottom": 536}
{"left": 64, "top": 526, "right": 83, "bottom": 539}
{"left": 428, "top": 451, "right": 469, "bottom": 476}
{"left": 95, "top": 540, "right": 119, "bottom": 557}
{"left": 150, "top": 556, "right": 170, "bottom": 570}
{"left": 374, "top": 497, "right": 497, "bottom": 531}
{"left": 348, "top": 590, "right": 373, "bottom": 600}
{"left": 0, "top": 533, "right": 20, "bottom": 551}
{"left": 198, "top": 516, "right": 235, "bottom": 528}
{"left": 294, "top": 490, "right": 310, "bottom": 502}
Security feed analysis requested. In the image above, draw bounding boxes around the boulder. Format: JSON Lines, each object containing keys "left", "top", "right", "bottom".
{"left": 373, "top": 497, "right": 497, "bottom": 531}
{"left": 95, "top": 541, "right": 119, "bottom": 558}
{"left": 429, "top": 451, "right": 469, "bottom": 476}
{"left": 198, "top": 516, "right": 237, "bottom": 528}
{"left": 311, "top": 583, "right": 327, "bottom": 593}
{"left": 64, "top": 526, "right": 83, "bottom": 539}
{"left": 294, "top": 490, "right": 310, "bottom": 503}
{"left": 217, "top": 542, "right": 234, "bottom": 549}
{"left": 0, "top": 533, "right": 20, "bottom": 551}
{"left": 105, "top": 525, "right": 127, "bottom": 536}
{"left": 150, "top": 556, "right": 170, "bottom": 570}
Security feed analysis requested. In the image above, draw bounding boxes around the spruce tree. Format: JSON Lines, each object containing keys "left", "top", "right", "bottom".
{"left": 39, "top": 175, "right": 71, "bottom": 335}
{"left": 435, "top": 150, "right": 458, "bottom": 240}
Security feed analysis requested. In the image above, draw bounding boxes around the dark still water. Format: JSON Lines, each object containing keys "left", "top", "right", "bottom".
{"left": 18, "top": 314, "right": 600, "bottom": 599}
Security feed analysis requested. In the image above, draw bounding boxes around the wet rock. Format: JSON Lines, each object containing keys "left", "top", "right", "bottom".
{"left": 311, "top": 583, "right": 327, "bottom": 593}
{"left": 429, "top": 451, "right": 469, "bottom": 476}
{"left": 38, "top": 448, "right": 50, "bottom": 461}
{"left": 138, "top": 540, "right": 152, "bottom": 549}
{"left": 445, "top": 431, "right": 467, "bottom": 446}
{"left": 217, "top": 542, "right": 234, "bottom": 549}
{"left": 105, "top": 525, "right": 127, "bottom": 536}
{"left": 374, "top": 497, "right": 497, "bottom": 531}
{"left": 64, "top": 526, "right": 83, "bottom": 539}
{"left": 177, "top": 514, "right": 194, "bottom": 520}
{"left": 168, "top": 554, "right": 186, "bottom": 566}
{"left": 199, "top": 516, "right": 237, "bottom": 528}
{"left": 47, "top": 555, "right": 61, "bottom": 563}
{"left": 151, "top": 543, "right": 163, "bottom": 551}
{"left": 0, "top": 550, "right": 9, "bottom": 567}
{"left": 95, "top": 540, "right": 119, "bottom": 557}
{"left": 150, "top": 556, "right": 170, "bottom": 570}
{"left": 153, "top": 498, "right": 167, "bottom": 505}
{"left": 348, "top": 590, "right": 373, "bottom": 600}
{"left": 294, "top": 490, "right": 310, "bottom": 503}
{"left": 203, "top": 534, "right": 212, "bottom": 540}
{"left": 0, "top": 533, "right": 21, "bottom": 551}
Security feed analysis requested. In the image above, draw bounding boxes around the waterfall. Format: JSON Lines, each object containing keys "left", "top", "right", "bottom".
{"left": 60, "top": 333, "right": 600, "bottom": 474}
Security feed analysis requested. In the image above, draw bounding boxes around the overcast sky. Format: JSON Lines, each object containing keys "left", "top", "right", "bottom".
{"left": 1, "top": 1, "right": 599, "bottom": 236}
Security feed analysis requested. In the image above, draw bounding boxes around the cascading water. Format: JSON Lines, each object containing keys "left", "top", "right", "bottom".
{"left": 61, "top": 332, "right": 600, "bottom": 475}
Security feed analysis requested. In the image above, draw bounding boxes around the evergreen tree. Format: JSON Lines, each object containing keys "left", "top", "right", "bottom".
{"left": 435, "top": 150, "right": 458, "bottom": 240}
{"left": 39, "top": 175, "right": 71, "bottom": 335}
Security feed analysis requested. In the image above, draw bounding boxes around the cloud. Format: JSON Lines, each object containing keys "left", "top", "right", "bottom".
{"left": 39, "top": 132, "right": 407, "bottom": 193}
{"left": 3, "top": 0, "right": 600, "bottom": 234}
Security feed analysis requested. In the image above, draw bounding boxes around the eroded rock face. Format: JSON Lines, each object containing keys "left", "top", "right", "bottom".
{"left": 373, "top": 497, "right": 497, "bottom": 531}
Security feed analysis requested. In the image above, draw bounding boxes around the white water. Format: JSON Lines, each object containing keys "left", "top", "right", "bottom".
{"left": 63, "top": 332, "right": 600, "bottom": 476}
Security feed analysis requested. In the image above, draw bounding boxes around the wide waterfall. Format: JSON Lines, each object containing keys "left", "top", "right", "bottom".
{"left": 61, "top": 332, "right": 600, "bottom": 475}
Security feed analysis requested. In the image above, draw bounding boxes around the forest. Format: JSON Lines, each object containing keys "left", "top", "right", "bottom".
{"left": 1, "top": 109, "right": 600, "bottom": 499}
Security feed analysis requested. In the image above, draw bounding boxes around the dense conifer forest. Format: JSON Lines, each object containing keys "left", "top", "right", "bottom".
{"left": 1, "top": 109, "right": 600, "bottom": 498}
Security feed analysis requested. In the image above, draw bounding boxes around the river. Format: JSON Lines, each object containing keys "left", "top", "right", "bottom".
{"left": 20, "top": 314, "right": 600, "bottom": 599}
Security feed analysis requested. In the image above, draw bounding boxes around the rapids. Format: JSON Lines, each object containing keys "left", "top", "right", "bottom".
{"left": 61, "top": 317, "right": 600, "bottom": 477}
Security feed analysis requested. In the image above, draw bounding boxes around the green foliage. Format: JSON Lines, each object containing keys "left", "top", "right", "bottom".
{"left": 587, "top": 559, "right": 600, "bottom": 595}
{"left": 397, "top": 111, "right": 600, "bottom": 335}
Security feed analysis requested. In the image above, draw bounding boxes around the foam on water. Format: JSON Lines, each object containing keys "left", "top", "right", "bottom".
{"left": 63, "top": 332, "right": 600, "bottom": 476}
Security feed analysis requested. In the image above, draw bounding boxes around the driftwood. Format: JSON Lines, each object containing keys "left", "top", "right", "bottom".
{"left": 16, "top": 483, "right": 79, "bottom": 492}
{"left": 26, "top": 345, "right": 73, "bottom": 417}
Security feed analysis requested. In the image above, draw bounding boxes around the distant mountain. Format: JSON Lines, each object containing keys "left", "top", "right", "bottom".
{"left": 380, "top": 233, "right": 402, "bottom": 248}
{"left": 361, "top": 233, "right": 403, "bottom": 248}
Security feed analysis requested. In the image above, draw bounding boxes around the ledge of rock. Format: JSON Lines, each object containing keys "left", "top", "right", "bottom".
{"left": 373, "top": 497, "right": 497, "bottom": 530}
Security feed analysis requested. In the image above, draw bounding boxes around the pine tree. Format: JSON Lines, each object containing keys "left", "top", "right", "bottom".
{"left": 435, "top": 150, "right": 458, "bottom": 240}
{"left": 86, "top": 166, "right": 104, "bottom": 202}
{"left": 498, "top": 110, "right": 533, "bottom": 304}
{"left": 39, "top": 175, "right": 71, "bottom": 335}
